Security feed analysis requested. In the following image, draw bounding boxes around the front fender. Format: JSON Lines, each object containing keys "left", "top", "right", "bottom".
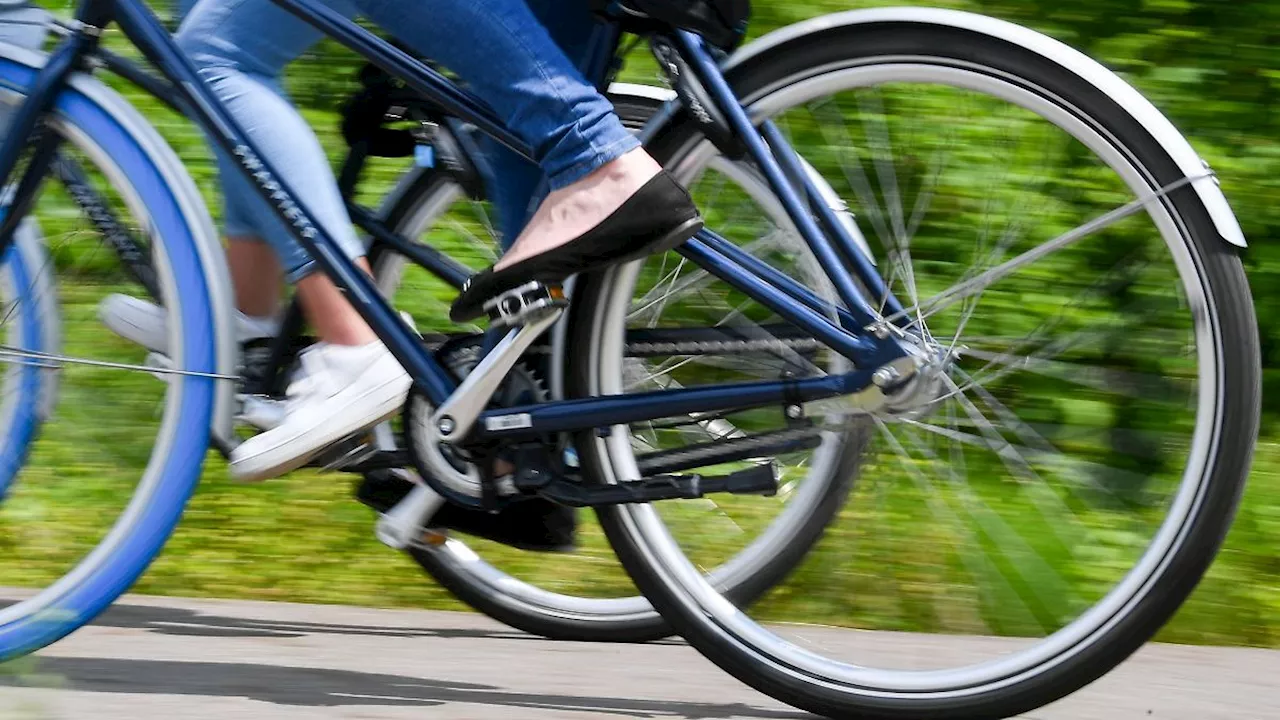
{"left": 642, "top": 7, "right": 1246, "bottom": 248}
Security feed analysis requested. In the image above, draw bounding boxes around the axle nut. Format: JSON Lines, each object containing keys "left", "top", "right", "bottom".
{"left": 872, "top": 367, "right": 900, "bottom": 388}
{"left": 437, "top": 416, "right": 456, "bottom": 436}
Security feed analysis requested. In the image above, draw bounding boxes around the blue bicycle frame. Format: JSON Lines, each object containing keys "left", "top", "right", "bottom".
{"left": 0, "top": 0, "right": 910, "bottom": 445}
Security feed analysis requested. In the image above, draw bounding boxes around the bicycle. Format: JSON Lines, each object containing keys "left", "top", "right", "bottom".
{"left": 0, "top": 0, "right": 1260, "bottom": 718}
{"left": 0, "top": 7, "right": 861, "bottom": 642}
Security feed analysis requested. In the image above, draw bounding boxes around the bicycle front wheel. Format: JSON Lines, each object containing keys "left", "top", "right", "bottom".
{"left": 0, "top": 47, "right": 222, "bottom": 660}
{"left": 580, "top": 14, "right": 1259, "bottom": 719}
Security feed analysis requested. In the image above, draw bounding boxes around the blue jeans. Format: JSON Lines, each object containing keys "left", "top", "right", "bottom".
{"left": 476, "top": 1, "right": 610, "bottom": 245}
{"left": 175, "top": 0, "right": 636, "bottom": 281}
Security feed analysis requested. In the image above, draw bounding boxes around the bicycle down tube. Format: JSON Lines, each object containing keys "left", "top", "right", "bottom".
{"left": 0, "top": 0, "right": 911, "bottom": 440}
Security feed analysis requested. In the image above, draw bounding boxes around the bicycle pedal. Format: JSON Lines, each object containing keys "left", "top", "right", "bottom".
{"left": 313, "top": 431, "right": 379, "bottom": 471}
{"left": 484, "top": 281, "right": 566, "bottom": 328}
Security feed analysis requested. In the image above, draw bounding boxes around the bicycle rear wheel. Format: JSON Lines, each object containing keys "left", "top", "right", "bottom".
{"left": 581, "top": 15, "right": 1259, "bottom": 718}
{"left": 0, "top": 47, "right": 222, "bottom": 660}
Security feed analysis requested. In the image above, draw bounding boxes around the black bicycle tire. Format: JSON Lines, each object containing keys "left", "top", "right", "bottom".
{"left": 580, "top": 22, "right": 1260, "bottom": 719}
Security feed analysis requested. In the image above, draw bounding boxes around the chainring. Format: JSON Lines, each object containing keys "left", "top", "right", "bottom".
{"left": 402, "top": 337, "right": 550, "bottom": 508}
{"left": 438, "top": 336, "right": 549, "bottom": 408}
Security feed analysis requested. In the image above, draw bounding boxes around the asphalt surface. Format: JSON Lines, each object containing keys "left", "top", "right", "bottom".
{"left": 0, "top": 594, "right": 1274, "bottom": 719}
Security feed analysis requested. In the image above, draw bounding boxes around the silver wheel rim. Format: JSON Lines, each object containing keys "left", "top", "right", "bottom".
{"left": 592, "top": 61, "right": 1221, "bottom": 694}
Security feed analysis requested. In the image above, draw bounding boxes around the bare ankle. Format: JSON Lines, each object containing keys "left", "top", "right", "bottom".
{"left": 585, "top": 147, "right": 661, "bottom": 186}
{"left": 296, "top": 259, "right": 379, "bottom": 346}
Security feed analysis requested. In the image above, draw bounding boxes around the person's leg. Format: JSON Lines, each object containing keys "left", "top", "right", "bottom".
{"left": 356, "top": 0, "right": 667, "bottom": 268}
{"left": 177, "top": 0, "right": 372, "bottom": 341}
{"left": 178, "top": 0, "right": 285, "bottom": 319}
{"left": 295, "top": 260, "right": 377, "bottom": 345}
{"left": 100, "top": 0, "right": 286, "bottom": 352}
{"left": 477, "top": 141, "right": 541, "bottom": 249}
{"left": 354, "top": 0, "right": 618, "bottom": 545}
{"left": 224, "top": 236, "right": 282, "bottom": 317}
{"left": 479, "top": 0, "right": 606, "bottom": 246}
{"left": 357, "top": 0, "right": 695, "bottom": 323}
{"left": 177, "top": 0, "right": 409, "bottom": 481}
{"left": 180, "top": 0, "right": 286, "bottom": 322}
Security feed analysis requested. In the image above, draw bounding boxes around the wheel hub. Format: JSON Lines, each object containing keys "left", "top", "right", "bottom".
{"left": 876, "top": 337, "right": 956, "bottom": 420}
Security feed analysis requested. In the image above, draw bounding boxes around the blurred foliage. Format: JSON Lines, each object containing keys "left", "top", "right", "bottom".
{"left": 13, "top": 0, "right": 1280, "bottom": 649}
{"left": 69, "top": 0, "right": 1280, "bottom": 424}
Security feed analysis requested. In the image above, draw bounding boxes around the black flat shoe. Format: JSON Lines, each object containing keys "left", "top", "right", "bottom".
{"left": 450, "top": 170, "right": 703, "bottom": 322}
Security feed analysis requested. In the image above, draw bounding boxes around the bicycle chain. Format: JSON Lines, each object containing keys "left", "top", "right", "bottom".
{"left": 636, "top": 426, "right": 825, "bottom": 473}
{"left": 624, "top": 337, "right": 824, "bottom": 355}
{"left": 517, "top": 336, "right": 823, "bottom": 357}
{"left": 240, "top": 336, "right": 815, "bottom": 392}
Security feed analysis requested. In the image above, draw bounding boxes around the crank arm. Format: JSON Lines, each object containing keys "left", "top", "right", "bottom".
{"left": 522, "top": 462, "right": 779, "bottom": 508}
{"left": 433, "top": 299, "right": 562, "bottom": 443}
{"left": 375, "top": 478, "right": 446, "bottom": 550}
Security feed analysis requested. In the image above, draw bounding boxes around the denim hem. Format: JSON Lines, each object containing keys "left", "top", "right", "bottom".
{"left": 223, "top": 220, "right": 255, "bottom": 238}
{"left": 546, "top": 133, "right": 641, "bottom": 190}
{"left": 284, "top": 260, "right": 319, "bottom": 284}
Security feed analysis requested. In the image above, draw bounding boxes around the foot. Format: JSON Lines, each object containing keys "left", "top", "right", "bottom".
{"left": 99, "top": 293, "right": 279, "bottom": 353}
{"left": 230, "top": 341, "right": 412, "bottom": 481}
{"left": 495, "top": 148, "right": 662, "bottom": 272}
{"left": 449, "top": 166, "right": 702, "bottom": 322}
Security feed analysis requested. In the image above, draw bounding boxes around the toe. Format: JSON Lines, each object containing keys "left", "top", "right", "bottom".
{"left": 450, "top": 268, "right": 494, "bottom": 322}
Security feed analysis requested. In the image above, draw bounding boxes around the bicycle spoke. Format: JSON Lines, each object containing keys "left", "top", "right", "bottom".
{"left": 945, "top": 161, "right": 1057, "bottom": 357}
{"left": 961, "top": 345, "right": 1191, "bottom": 403}
{"left": 863, "top": 90, "right": 931, "bottom": 331}
{"left": 873, "top": 419, "right": 1046, "bottom": 632}
{"left": 901, "top": 405, "right": 1152, "bottom": 503}
{"left": 886, "top": 173, "right": 1207, "bottom": 327}
{"left": 807, "top": 100, "right": 914, "bottom": 305}
{"left": 0, "top": 346, "right": 238, "bottom": 380}
{"left": 898, "top": 422, "right": 1076, "bottom": 627}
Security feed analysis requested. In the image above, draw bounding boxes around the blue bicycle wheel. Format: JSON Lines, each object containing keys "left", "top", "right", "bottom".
{"left": 0, "top": 219, "right": 59, "bottom": 500}
{"left": 0, "top": 46, "right": 222, "bottom": 661}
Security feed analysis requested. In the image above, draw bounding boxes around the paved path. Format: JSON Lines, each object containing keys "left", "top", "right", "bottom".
{"left": 0, "top": 594, "right": 1275, "bottom": 719}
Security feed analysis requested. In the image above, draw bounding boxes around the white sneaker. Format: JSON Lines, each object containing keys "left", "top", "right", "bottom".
{"left": 98, "top": 293, "right": 279, "bottom": 353}
{"left": 229, "top": 341, "right": 412, "bottom": 482}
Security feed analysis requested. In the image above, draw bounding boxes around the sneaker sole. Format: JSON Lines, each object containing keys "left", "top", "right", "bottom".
{"left": 230, "top": 375, "right": 409, "bottom": 482}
